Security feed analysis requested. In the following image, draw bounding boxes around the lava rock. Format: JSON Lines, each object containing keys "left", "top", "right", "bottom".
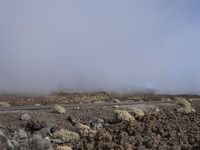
{"left": 6, "top": 139, "right": 14, "bottom": 150}
{"left": 75, "top": 123, "right": 97, "bottom": 137}
{"left": 52, "top": 139, "right": 64, "bottom": 144}
{"left": 53, "top": 129, "right": 80, "bottom": 143}
{"left": 26, "top": 120, "right": 45, "bottom": 134}
{"left": 31, "top": 134, "right": 53, "bottom": 150}
{"left": 68, "top": 116, "right": 80, "bottom": 126}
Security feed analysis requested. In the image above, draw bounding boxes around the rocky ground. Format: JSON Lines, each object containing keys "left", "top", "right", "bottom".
{"left": 0, "top": 92, "right": 200, "bottom": 150}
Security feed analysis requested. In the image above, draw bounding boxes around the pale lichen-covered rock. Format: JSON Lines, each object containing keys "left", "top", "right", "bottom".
{"left": 0, "top": 102, "right": 10, "bottom": 108}
{"left": 176, "top": 98, "right": 196, "bottom": 114}
{"left": 20, "top": 113, "right": 31, "bottom": 121}
{"left": 112, "top": 99, "right": 120, "bottom": 103}
{"left": 131, "top": 107, "right": 145, "bottom": 117}
{"left": 176, "top": 98, "right": 191, "bottom": 108}
{"left": 53, "top": 129, "right": 80, "bottom": 143}
{"left": 114, "top": 110, "right": 135, "bottom": 123}
{"left": 177, "top": 107, "right": 196, "bottom": 114}
{"left": 113, "top": 105, "right": 119, "bottom": 108}
{"left": 75, "top": 123, "right": 96, "bottom": 137}
{"left": 53, "top": 105, "right": 66, "bottom": 114}
{"left": 56, "top": 146, "right": 72, "bottom": 150}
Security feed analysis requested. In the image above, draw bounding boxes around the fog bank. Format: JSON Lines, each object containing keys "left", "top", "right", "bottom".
{"left": 0, "top": 1, "right": 200, "bottom": 94}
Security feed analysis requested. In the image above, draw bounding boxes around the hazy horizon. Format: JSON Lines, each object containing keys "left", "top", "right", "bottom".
{"left": 0, "top": 1, "right": 200, "bottom": 95}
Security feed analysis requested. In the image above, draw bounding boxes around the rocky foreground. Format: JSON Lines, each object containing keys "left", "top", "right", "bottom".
{"left": 0, "top": 94, "right": 200, "bottom": 150}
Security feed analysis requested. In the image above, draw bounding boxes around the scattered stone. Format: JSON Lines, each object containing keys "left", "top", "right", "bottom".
{"left": 34, "top": 103, "right": 41, "bottom": 106}
{"left": 53, "top": 105, "right": 66, "bottom": 114}
{"left": 75, "top": 123, "right": 96, "bottom": 137}
{"left": 53, "top": 129, "right": 80, "bottom": 143}
{"left": 0, "top": 102, "right": 10, "bottom": 108}
{"left": 56, "top": 146, "right": 72, "bottom": 150}
{"left": 73, "top": 107, "right": 80, "bottom": 110}
{"left": 52, "top": 139, "right": 64, "bottom": 145}
{"left": 114, "top": 110, "right": 135, "bottom": 123}
{"left": 94, "top": 123, "right": 103, "bottom": 130}
{"left": 131, "top": 107, "right": 145, "bottom": 117}
{"left": 20, "top": 113, "right": 31, "bottom": 121}
{"left": 18, "top": 129, "right": 27, "bottom": 139}
{"left": 113, "top": 105, "right": 119, "bottom": 108}
{"left": 68, "top": 116, "right": 80, "bottom": 126}
{"left": 161, "top": 98, "right": 171, "bottom": 101}
{"left": 31, "top": 134, "right": 53, "bottom": 150}
{"left": 112, "top": 99, "right": 120, "bottom": 103}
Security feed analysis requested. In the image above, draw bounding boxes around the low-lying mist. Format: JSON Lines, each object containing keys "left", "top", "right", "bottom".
{"left": 0, "top": 1, "right": 200, "bottom": 95}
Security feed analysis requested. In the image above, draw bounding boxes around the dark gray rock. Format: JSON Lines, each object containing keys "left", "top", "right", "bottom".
{"left": 34, "top": 128, "right": 48, "bottom": 138}
{"left": 25, "top": 120, "right": 45, "bottom": 134}
{"left": 31, "top": 134, "right": 53, "bottom": 150}
{"left": 68, "top": 116, "right": 80, "bottom": 126}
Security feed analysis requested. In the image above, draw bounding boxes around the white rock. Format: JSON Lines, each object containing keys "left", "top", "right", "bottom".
{"left": 114, "top": 110, "right": 135, "bottom": 123}
{"left": 20, "top": 113, "right": 31, "bottom": 121}
{"left": 53, "top": 105, "right": 65, "bottom": 114}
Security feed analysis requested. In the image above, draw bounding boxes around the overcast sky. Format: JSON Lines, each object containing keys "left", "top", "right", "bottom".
{"left": 0, "top": 1, "right": 200, "bottom": 94}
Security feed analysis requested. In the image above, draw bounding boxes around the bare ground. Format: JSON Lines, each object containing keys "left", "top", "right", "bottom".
{"left": 0, "top": 92, "right": 200, "bottom": 149}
